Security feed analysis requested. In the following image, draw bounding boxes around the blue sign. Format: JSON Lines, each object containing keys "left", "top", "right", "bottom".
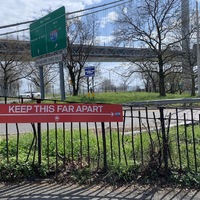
{"left": 85, "top": 66, "right": 95, "bottom": 77}
{"left": 50, "top": 30, "right": 58, "bottom": 42}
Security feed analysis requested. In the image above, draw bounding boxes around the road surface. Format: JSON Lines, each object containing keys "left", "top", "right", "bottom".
{"left": 0, "top": 181, "right": 200, "bottom": 200}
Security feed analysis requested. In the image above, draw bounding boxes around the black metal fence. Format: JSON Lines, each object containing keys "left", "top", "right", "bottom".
{"left": 1, "top": 97, "right": 200, "bottom": 177}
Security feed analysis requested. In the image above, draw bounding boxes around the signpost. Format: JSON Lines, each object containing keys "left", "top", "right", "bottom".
{"left": 85, "top": 66, "right": 95, "bottom": 77}
{"left": 30, "top": 6, "right": 67, "bottom": 100}
{"left": 85, "top": 66, "right": 95, "bottom": 97}
{"left": 0, "top": 104, "right": 123, "bottom": 123}
{"left": 35, "top": 54, "right": 62, "bottom": 67}
{"left": 30, "top": 6, "right": 67, "bottom": 58}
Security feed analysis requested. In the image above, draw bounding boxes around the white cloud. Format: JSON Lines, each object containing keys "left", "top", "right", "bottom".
{"left": 96, "top": 35, "right": 114, "bottom": 45}
{"left": 81, "top": 0, "right": 102, "bottom": 5}
{"left": 100, "top": 11, "right": 118, "bottom": 28}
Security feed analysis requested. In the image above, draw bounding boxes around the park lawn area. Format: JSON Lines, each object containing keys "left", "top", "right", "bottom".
{"left": 64, "top": 91, "right": 193, "bottom": 104}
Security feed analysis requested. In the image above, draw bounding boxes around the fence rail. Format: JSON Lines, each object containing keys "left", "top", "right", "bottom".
{"left": 1, "top": 97, "right": 200, "bottom": 179}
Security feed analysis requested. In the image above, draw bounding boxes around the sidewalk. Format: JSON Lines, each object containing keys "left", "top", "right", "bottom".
{"left": 0, "top": 181, "right": 200, "bottom": 200}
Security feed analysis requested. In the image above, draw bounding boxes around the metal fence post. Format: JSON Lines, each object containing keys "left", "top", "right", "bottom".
{"left": 159, "top": 107, "right": 169, "bottom": 175}
{"left": 101, "top": 122, "right": 107, "bottom": 171}
{"left": 37, "top": 99, "right": 42, "bottom": 166}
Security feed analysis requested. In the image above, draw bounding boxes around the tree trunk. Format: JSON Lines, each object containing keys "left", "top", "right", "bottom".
{"left": 3, "top": 80, "right": 8, "bottom": 97}
{"left": 72, "top": 81, "right": 79, "bottom": 96}
{"left": 191, "top": 74, "right": 196, "bottom": 96}
{"left": 158, "top": 58, "right": 166, "bottom": 97}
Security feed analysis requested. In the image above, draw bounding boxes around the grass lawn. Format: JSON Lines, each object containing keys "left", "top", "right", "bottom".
{"left": 62, "top": 91, "right": 193, "bottom": 104}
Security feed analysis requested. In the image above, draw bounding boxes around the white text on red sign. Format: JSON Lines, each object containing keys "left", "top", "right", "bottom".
{"left": 8, "top": 105, "right": 104, "bottom": 113}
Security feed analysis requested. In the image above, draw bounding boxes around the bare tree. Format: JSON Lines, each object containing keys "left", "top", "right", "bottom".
{"left": 64, "top": 15, "right": 99, "bottom": 96}
{"left": 113, "top": 64, "right": 135, "bottom": 91}
{"left": 113, "top": 0, "right": 186, "bottom": 96}
{"left": 25, "top": 63, "right": 59, "bottom": 93}
{"left": 0, "top": 38, "right": 34, "bottom": 96}
{"left": 101, "top": 78, "right": 116, "bottom": 92}
{"left": 137, "top": 62, "right": 159, "bottom": 92}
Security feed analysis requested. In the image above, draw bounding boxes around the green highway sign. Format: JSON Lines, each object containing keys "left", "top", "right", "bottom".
{"left": 30, "top": 6, "right": 67, "bottom": 58}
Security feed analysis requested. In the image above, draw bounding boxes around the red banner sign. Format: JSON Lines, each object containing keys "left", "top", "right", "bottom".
{"left": 0, "top": 104, "right": 123, "bottom": 123}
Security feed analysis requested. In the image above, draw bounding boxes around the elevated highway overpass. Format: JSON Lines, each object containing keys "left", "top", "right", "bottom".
{"left": 0, "top": 39, "right": 190, "bottom": 63}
